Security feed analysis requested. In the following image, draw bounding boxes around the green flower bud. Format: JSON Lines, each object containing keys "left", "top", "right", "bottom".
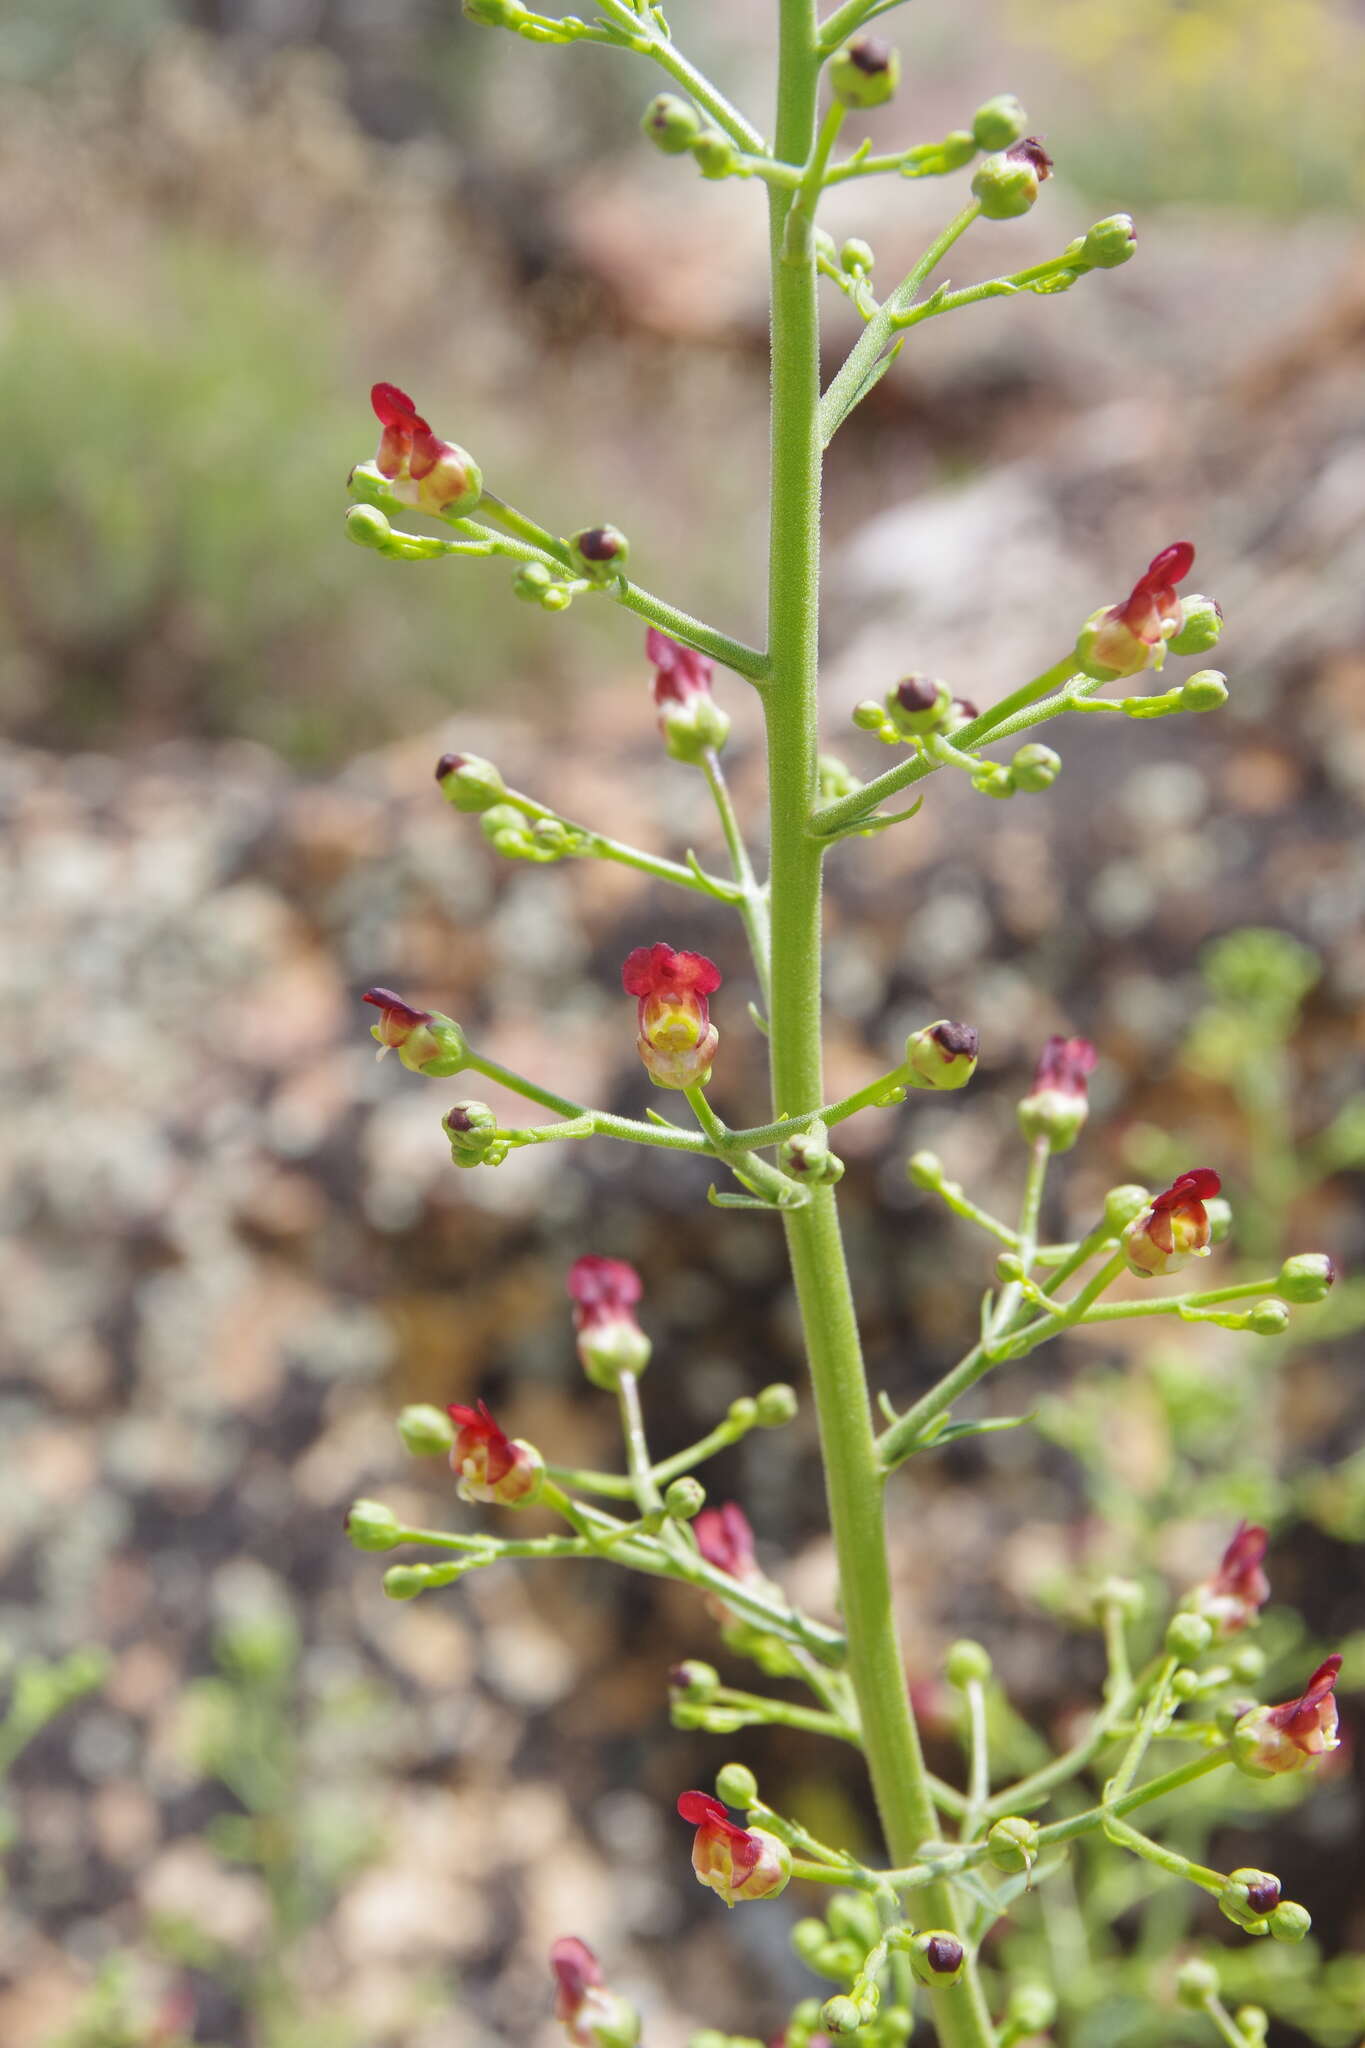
{"left": 1168, "top": 594, "right": 1223, "bottom": 656}
{"left": 396, "top": 1403, "right": 456, "bottom": 1456}
{"left": 665, "top": 1476, "right": 706, "bottom": 1521}
{"left": 931, "top": 130, "right": 978, "bottom": 172}
{"left": 692, "top": 129, "right": 739, "bottom": 179}
{"left": 1010, "top": 743, "right": 1061, "bottom": 792}
{"left": 1268, "top": 1900, "right": 1311, "bottom": 1943}
{"left": 986, "top": 1815, "right": 1038, "bottom": 1874}
{"left": 1103, "top": 1183, "right": 1150, "bottom": 1233}
{"left": 346, "top": 504, "right": 394, "bottom": 551}
{"left": 755, "top": 1383, "right": 799, "bottom": 1427}
{"left": 1248, "top": 1298, "right": 1290, "bottom": 1337}
{"left": 905, "top": 1020, "right": 980, "bottom": 1091}
{"left": 1219, "top": 1868, "right": 1281, "bottom": 1931}
{"left": 780, "top": 1126, "right": 846, "bottom": 1184}
{"left": 669, "top": 1659, "right": 720, "bottom": 1697}
{"left": 972, "top": 93, "right": 1027, "bottom": 151}
{"left": 1235, "top": 2008, "right": 1270, "bottom": 2046}
{"left": 727, "top": 1396, "right": 759, "bottom": 1429}
{"left": 512, "top": 559, "right": 554, "bottom": 603}
{"left": 1004, "top": 1983, "right": 1057, "bottom": 2034}
{"left": 971, "top": 137, "right": 1053, "bottom": 220}
{"left": 820, "top": 1997, "right": 864, "bottom": 2035}
{"left": 909, "top": 1933, "right": 966, "bottom": 1989}
{"left": 826, "top": 1890, "right": 882, "bottom": 1947}
{"left": 480, "top": 802, "right": 532, "bottom": 853}
{"left": 715, "top": 1760, "right": 758, "bottom": 1808}
{"left": 817, "top": 755, "right": 862, "bottom": 805}
{"left": 852, "top": 698, "right": 889, "bottom": 731}
{"left": 886, "top": 672, "right": 952, "bottom": 736}
{"left": 1081, "top": 212, "right": 1138, "bottom": 268}
{"left": 972, "top": 762, "right": 1016, "bottom": 799}
{"left": 1175, "top": 1958, "right": 1220, "bottom": 2009}
{"left": 1204, "top": 1194, "right": 1234, "bottom": 1244}
{"left": 1171, "top": 1666, "right": 1201, "bottom": 1700}
{"left": 907, "top": 1149, "right": 944, "bottom": 1188}
{"left": 1179, "top": 668, "right": 1229, "bottom": 711}
{"left": 463, "top": 0, "right": 528, "bottom": 22}
{"left": 829, "top": 35, "right": 901, "bottom": 109}
{"left": 1276, "top": 1252, "right": 1337, "bottom": 1304}
{"left": 382, "top": 1563, "right": 429, "bottom": 1601}
{"left": 642, "top": 92, "right": 702, "bottom": 154}
{"left": 345, "top": 1500, "right": 403, "bottom": 1551}
{"left": 571, "top": 525, "right": 630, "bottom": 579}
{"left": 840, "top": 237, "right": 875, "bottom": 276}
{"left": 444, "top": 1100, "right": 505, "bottom": 1168}
{"left": 945, "top": 1638, "right": 992, "bottom": 1687}
{"left": 1096, "top": 1575, "right": 1146, "bottom": 1621}
{"left": 1230, "top": 1643, "right": 1266, "bottom": 1682}
{"left": 1166, "top": 1611, "right": 1213, "bottom": 1661}
{"left": 435, "top": 750, "right": 506, "bottom": 812}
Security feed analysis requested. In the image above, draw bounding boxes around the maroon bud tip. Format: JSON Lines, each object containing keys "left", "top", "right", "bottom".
{"left": 1008, "top": 136, "right": 1053, "bottom": 179}
{"left": 896, "top": 673, "right": 941, "bottom": 713}
{"left": 952, "top": 697, "right": 980, "bottom": 721}
{"left": 1245, "top": 1877, "right": 1281, "bottom": 1914}
{"left": 445, "top": 1106, "right": 474, "bottom": 1132}
{"left": 925, "top": 1935, "right": 965, "bottom": 1975}
{"left": 932, "top": 1021, "right": 979, "bottom": 1059}
{"left": 849, "top": 34, "right": 893, "bottom": 72}
{"left": 576, "top": 526, "right": 621, "bottom": 562}
{"left": 435, "top": 752, "right": 465, "bottom": 782}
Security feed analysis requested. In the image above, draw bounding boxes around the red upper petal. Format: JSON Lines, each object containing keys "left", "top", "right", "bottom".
{"left": 622, "top": 943, "right": 723, "bottom": 999}
{"left": 550, "top": 1936, "right": 603, "bottom": 2006}
{"left": 1141, "top": 541, "right": 1195, "bottom": 589}
{"left": 693, "top": 1501, "right": 756, "bottom": 1577}
{"left": 371, "top": 381, "right": 428, "bottom": 433}
{"left": 1034, "top": 1035, "right": 1097, "bottom": 1095}
{"left": 567, "top": 1255, "right": 643, "bottom": 1312}
{"left": 1151, "top": 1167, "right": 1220, "bottom": 1215}
{"left": 646, "top": 627, "right": 714, "bottom": 699}
{"left": 676, "top": 1790, "right": 752, "bottom": 1848}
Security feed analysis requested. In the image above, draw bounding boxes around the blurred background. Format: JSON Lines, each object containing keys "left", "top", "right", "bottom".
{"left": 2, "top": 1, "right": 1364, "bottom": 2043}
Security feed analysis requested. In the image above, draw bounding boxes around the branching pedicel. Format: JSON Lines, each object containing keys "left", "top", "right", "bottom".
{"left": 340, "top": 5, "right": 1345, "bottom": 2043}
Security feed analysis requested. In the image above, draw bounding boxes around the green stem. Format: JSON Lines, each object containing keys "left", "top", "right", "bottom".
{"left": 764, "top": 9, "right": 993, "bottom": 2042}
{"left": 595, "top": 0, "right": 768, "bottom": 152}
{"left": 500, "top": 786, "right": 743, "bottom": 900}
{"left": 819, "top": 200, "right": 982, "bottom": 444}
{"left": 461, "top": 1053, "right": 711, "bottom": 1152}
{"left": 702, "top": 747, "right": 772, "bottom": 1005}
{"left": 617, "top": 1371, "right": 665, "bottom": 1517}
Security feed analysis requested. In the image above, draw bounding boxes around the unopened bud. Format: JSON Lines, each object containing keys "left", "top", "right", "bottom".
{"left": 345, "top": 1499, "right": 402, "bottom": 1552}
{"left": 665, "top": 1476, "right": 706, "bottom": 1521}
{"left": 1081, "top": 213, "right": 1137, "bottom": 268}
{"left": 1096, "top": 1575, "right": 1146, "bottom": 1621}
{"left": 840, "top": 237, "right": 875, "bottom": 275}
{"left": 971, "top": 137, "right": 1053, "bottom": 219}
{"left": 1004, "top": 1983, "right": 1057, "bottom": 2034}
{"left": 886, "top": 672, "right": 952, "bottom": 737}
{"left": 1219, "top": 1868, "right": 1281, "bottom": 1931}
{"left": 986, "top": 1815, "right": 1038, "bottom": 1875}
{"left": 820, "top": 1996, "right": 863, "bottom": 2035}
{"left": 1230, "top": 1643, "right": 1266, "bottom": 1682}
{"left": 1248, "top": 1299, "right": 1290, "bottom": 1337}
{"left": 1235, "top": 2009, "right": 1270, "bottom": 2046}
{"left": 397, "top": 1404, "right": 456, "bottom": 1456}
{"left": 830, "top": 35, "right": 900, "bottom": 109}
{"left": 1176, "top": 1958, "right": 1220, "bottom": 2008}
{"left": 436, "top": 751, "right": 506, "bottom": 812}
{"left": 463, "top": 0, "right": 528, "bottom": 21}
{"left": 909, "top": 1933, "right": 966, "bottom": 1988}
{"left": 780, "top": 1126, "right": 845, "bottom": 1184}
{"left": 755, "top": 1383, "right": 798, "bottom": 1427}
{"left": 692, "top": 129, "right": 739, "bottom": 179}
{"left": 907, "top": 1149, "right": 944, "bottom": 1188}
{"left": 444, "top": 1101, "right": 505, "bottom": 1168}
{"left": 972, "top": 761, "right": 1016, "bottom": 800}
{"left": 817, "top": 754, "right": 862, "bottom": 804}
{"left": 1204, "top": 1195, "right": 1233, "bottom": 1244}
{"left": 1103, "top": 1183, "right": 1150, "bottom": 1233}
{"left": 347, "top": 504, "right": 393, "bottom": 550}
{"left": 1166, "top": 1612, "right": 1213, "bottom": 1661}
{"left": 1179, "top": 669, "right": 1229, "bottom": 712}
{"left": 905, "top": 1020, "right": 980, "bottom": 1092}
{"left": 669, "top": 1660, "right": 719, "bottom": 1697}
{"left": 944, "top": 1639, "right": 992, "bottom": 1687}
{"left": 572, "top": 525, "right": 630, "bottom": 578}
{"left": 1010, "top": 743, "right": 1061, "bottom": 792}
{"left": 642, "top": 92, "right": 702, "bottom": 154}
{"left": 972, "top": 93, "right": 1027, "bottom": 151}
{"left": 513, "top": 560, "right": 554, "bottom": 603}
{"left": 1276, "top": 1252, "right": 1336, "bottom": 1304}
{"left": 715, "top": 1761, "right": 758, "bottom": 1808}
{"left": 853, "top": 698, "right": 889, "bottom": 731}
{"left": 1168, "top": 595, "right": 1223, "bottom": 656}
{"left": 1268, "top": 1900, "right": 1311, "bottom": 1943}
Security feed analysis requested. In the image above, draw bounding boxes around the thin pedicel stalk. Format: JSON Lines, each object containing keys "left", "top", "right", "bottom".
{"left": 764, "top": 6, "right": 995, "bottom": 2043}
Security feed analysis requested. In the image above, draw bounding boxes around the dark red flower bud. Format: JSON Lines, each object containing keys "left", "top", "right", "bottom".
{"left": 1189, "top": 1521, "right": 1270, "bottom": 1638}
{"left": 1018, "top": 1035, "right": 1097, "bottom": 1152}
{"left": 646, "top": 629, "right": 730, "bottom": 760}
{"left": 1123, "top": 1166, "right": 1221, "bottom": 1277}
{"left": 550, "top": 1936, "right": 640, "bottom": 2047}
{"left": 1007, "top": 136, "right": 1053, "bottom": 180}
{"left": 622, "top": 943, "right": 722, "bottom": 1090}
{"left": 362, "top": 987, "right": 469, "bottom": 1076}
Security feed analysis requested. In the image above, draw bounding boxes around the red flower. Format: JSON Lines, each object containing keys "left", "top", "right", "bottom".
{"left": 1079, "top": 542, "right": 1196, "bottom": 680}
{"left": 566, "top": 1256, "right": 651, "bottom": 1386}
{"left": 1234, "top": 1655, "right": 1343, "bottom": 1777}
{"left": 692, "top": 1502, "right": 758, "bottom": 1581}
{"left": 622, "top": 943, "right": 722, "bottom": 1091}
{"left": 645, "top": 630, "right": 730, "bottom": 761}
{"left": 447, "top": 1399, "right": 543, "bottom": 1507}
{"left": 1018, "top": 1034, "right": 1097, "bottom": 1151}
{"left": 550, "top": 1937, "right": 640, "bottom": 2047}
{"left": 676, "top": 1790, "right": 791, "bottom": 1905}
{"left": 1123, "top": 1167, "right": 1221, "bottom": 1277}
{"left": 1194, "top": 1521, "right": 1271, "bottom": 1637}
{"left": 363, "top": 987, "right": 468, "bottom": 1076}
{"left": 370, "top": 382, "right": 482, "bottom": 517}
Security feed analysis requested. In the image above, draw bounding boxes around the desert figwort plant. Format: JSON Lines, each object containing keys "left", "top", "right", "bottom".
{"left": 340, "top": 5, "right": 1348, "bottom": 2043}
